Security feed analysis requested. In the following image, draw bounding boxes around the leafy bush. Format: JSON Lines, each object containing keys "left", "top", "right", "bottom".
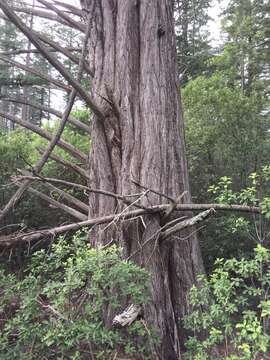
{"left": 184, "top": 245, "right": 270, "bottom": 360}
{"left": 0, "top": 231, "right": 154, "bottom": 359}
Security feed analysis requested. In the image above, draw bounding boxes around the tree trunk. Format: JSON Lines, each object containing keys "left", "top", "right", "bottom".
{"left": 81, "top": 1, "right": 204, "bottom": 358}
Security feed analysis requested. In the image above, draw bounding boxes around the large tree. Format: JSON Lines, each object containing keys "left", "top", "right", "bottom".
{"left": 0, "top": 1, "right": 205, "bottom": 358}
{"left": 80, "top": 0, "right": 204, "bottom": 358}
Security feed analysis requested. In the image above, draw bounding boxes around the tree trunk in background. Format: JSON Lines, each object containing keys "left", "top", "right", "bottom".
{"left": 80, "top": 1, "right": 204, "bottom": 358}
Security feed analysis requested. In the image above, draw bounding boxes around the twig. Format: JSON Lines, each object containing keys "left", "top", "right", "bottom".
{"left": 14, "top": 174, "right": 149, "bottom": 210}
{"left": 131, "top": 179, "right": 174, "bottom": 202}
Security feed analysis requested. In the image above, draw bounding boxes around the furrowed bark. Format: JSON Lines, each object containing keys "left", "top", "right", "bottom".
{"left": 80, "top": 0, "right": 202, "bottom": 357}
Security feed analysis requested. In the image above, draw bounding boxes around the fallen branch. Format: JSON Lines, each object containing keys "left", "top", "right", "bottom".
{"left": 0, "top": 16, "right": 91, "bottom": 222}
{"left": 0, "top": 203, "right": 261, "bottom": 247}
{"left": 32, "top": 30, "right": 93, "bottom": 76}
{"left": 113, "top": 304, "right": 141, "bottom": 327}
{"left": 0, "top": 47, "right": 81, "bottom": 56}
{"left": 160, "top": 208, "right": 215, "bottom": 241}
{"left": 51, "top": 0, "right": 83, "bottom": 16}
{"left": 37, "top": 0, "right": 85, "bottom": 32}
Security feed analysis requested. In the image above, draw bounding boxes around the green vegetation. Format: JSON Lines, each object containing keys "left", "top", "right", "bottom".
{"left": 184, "top": 244, "right": 270, "bottom": 359}
{"left": 0, "top": 231, "right": 153, "bottom": 359}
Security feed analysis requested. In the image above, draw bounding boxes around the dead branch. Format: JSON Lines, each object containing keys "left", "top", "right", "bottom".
{"left": 51, "top": 0, "right": 83, "bottom": 17}
{"left": 113, "top": 304, "right": 141, "bottom": 327}
{"left": 44, "top": 182, "right": 89, "bottom": 214}
{"left": 160, "top": 208, "right": 215, "bottom": 241}
{"left": 131, "top": 179, "right": 175, "bottom": 202}
{"left": 36, "top": 0, "right": 85, "bottom": 32}
{"left": 162, "top": 191, "right": 188, "bottom": 223}
{"left": 32, "top": 30, "right": 93, "bottom": 76}
{"left": 10, "top": 5, "right": 84, "bottom": 31}
{"left": 0, "top": 96, "right": 91, "bottom": 134}
{"left": 0, "top": 111, "right": 87, "bottom": 162}
{"left": 17, "top": 170, "right": 89, "bottom": 214}
{"left": 0, "top": 2, "right": 105, "bottom": 119}
{"left": 26, "top": 186, "right": 87, "bottom": 221}
{"left": 36, "top": 146, "right": 89, "bottom": 180}
{"left": 0, "top": 47, "right": 81, "bottom": 56}
{"left": 0, "top": 55, "right": 71, "bottom": 92}
{"left": 0, "top": 13, "right": 92, "bottom": 223}
{"left": 15, "top": 175, "right": 148, "bottom": 210}
{"left": 0, "top": 203, "right": 261, "bottom": 247}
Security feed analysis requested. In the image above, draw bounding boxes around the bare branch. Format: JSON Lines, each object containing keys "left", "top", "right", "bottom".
{"left": 51, "top": 0, "right": 83, "bottom": 16}
{"left": 162, "top": 191, "right": 188, "bottom": 223}
{"left": 0, "top": 55, "right": 71, "bottom": 92}
{"left": 0, "top": 14, "right": 92, "bottom": 222}
{"left": 17, "top": 170, "right": 89, "bottom": 214}
{"left": 131, "top": 179, "right": 175, "bottom": 202}
{"left": 27, "top": 186, "right": 87, "bottom": 220}
{"left": 10, "top": 5, "right": 84, "bottom": 31}
{"left": 15, "top": 175, "right": 148, "bottom": 210}
{"left": 36, "top": 0, "right": 85, "bottom": 32}
{"left": 36, "top": 146, "right": 89, "bottom": 180}
{"left": 33, "top": 30, "right": 93, "bottom": 76}
{"left": 1, "top": 96, "right": 91, "bottom": 134}
{"left": 0, "top": 47, "right": 81, "bottom": 56}
{"left": 0, "top": 111, "right": 87, "bottom": 162}
{"left": 0, "top": 1, "right": 105, "bottom": 119}
{"left": 160, "top": 209, "right": 215, "bottom": 241}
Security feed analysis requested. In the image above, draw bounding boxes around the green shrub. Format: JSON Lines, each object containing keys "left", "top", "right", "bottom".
{"left": 184, "top": 245, "right": 270, "bottom": 360}
{"left": 0, "top": 231, "right": 153, "bottom": 359}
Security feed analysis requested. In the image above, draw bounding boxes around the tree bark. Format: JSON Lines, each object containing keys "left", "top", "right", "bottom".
{"left": 81, "top": 1, "right": 204, "bottom": 358}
